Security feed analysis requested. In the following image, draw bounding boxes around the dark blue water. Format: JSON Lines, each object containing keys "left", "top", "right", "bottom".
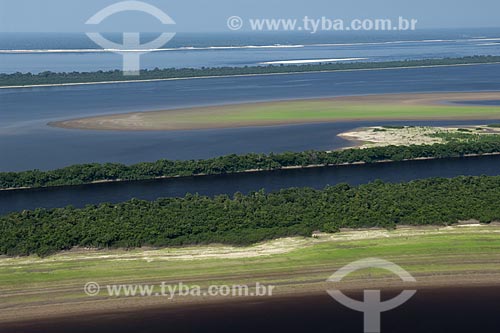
{"left": 2, "top": 64, "right": 500, "bottom": 171}
{"left": 3, "top": 287, "right": 498, "bottom": 333}
{"left": 1, "top": 30, "right": 500, "bottom": 73}
{"left": 1, "top": 154, "right": 500, "bottom": 215}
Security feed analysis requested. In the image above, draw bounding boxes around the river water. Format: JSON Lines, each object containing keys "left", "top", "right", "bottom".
{"left": 3, "top": 63, "right": 500, "bottom": 171}
{"left": 1, "top": 154, "right": 500, "bottom": 215}
{"left": 2, "top": 30, "right": 500, "bottom": 73}
{"left": 2, "top": 287, "right": 499, "bottom": 333}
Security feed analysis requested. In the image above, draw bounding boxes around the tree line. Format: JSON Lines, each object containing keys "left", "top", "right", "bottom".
{"left": 1, "top": 175, "right": 499, "bottom": 256}
{"left": 1, "top": 56, "right": 499, "bottom": 87}
{"left": 2, "top": 139, "right": 500, "bottom": 190}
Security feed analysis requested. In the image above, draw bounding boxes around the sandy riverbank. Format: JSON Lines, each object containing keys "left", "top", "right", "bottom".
{"left": 338, "top": 124, "right": 500, "bottom": 148}
{"left": 1, "top": 225, "right": 499, "bottom": 324}
{"left": 50, "top": 92, "right": 500, "bottom": 131}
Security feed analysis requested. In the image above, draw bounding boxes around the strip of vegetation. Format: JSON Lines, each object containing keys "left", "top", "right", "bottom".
{"left": 381, "top": 125, "right": 408, "bottom": 129}
{"left": 1, "top": 56, "right": 499, "bottom": 87}
{"left": 3, "top": 138, "right": 500, "bottom": 190}
{"left": 1, "top": 175, "right": 499, "bottom": 256}
{"left": 429, "top": 129, "right": 500, "bottom": 142}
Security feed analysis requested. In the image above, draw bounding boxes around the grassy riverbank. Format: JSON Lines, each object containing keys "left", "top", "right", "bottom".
{"left": 1, "top": 225, "right": 499, "bottom": 323}
{"left": 51, "top": 92, "right": 500, "bottom": 131}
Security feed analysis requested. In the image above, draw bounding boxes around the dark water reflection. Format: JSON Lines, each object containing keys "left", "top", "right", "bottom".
{"left": 2, "top": 287, "right": 499, "bottom": 333}
{"left": 2, "top": 154, "right": 500, "bottom": 215}
{"left": 454, "top": 100, "right": 500, "bottom": 106}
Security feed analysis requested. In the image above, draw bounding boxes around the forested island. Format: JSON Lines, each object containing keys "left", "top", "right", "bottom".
{"left": 1, "top": 175, "right": 499, "bottom": 256}
{"left": 1, "top": 56, "right": 499, "bottom": 87}
{"left": 2, "top": 135, "right": 500, "bottom": 190}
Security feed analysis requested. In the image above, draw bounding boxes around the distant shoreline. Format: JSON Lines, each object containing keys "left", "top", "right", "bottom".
{"left": 2, "top": 61, "right": 500, "bottom": 90}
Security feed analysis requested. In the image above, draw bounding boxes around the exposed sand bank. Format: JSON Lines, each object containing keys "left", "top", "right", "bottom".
{"left": 50, "top": 92, "right": 500, "bottom": 131}
{"left": 339, "top": 124, "right": 500, "bottom": 148}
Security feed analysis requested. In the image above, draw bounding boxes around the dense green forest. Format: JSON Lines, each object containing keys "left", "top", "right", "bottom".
{"left": 1, "top": 175, "right": 499, "bottom": 256}
{"left": 2, "top": 139, "right": 500, "bottom": 190}
{"left": 1, "top": 56, "right": 499, "bottom": 87}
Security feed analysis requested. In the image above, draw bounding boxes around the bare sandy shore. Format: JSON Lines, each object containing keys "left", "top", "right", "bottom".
{"left": 50, "top": 92, "right": 500, "bottom": 131}
{"left": 339, "top": 124, "right": 500, "bottom": 148}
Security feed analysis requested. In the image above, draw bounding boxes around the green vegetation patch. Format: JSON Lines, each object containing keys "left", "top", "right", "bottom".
{"left": 2, "top": 175, "right": 500, "bottom": 256}
{"left": 1, "top": 227, "right": 499, "bottom": 307}
{"left": 3, "top": 139, "right": 500, "bottom": 190}
{"left": 137, "top": 104, "right": 500, "bottom": 125}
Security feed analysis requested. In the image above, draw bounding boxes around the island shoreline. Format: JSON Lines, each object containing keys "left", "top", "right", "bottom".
{"left": 2, "top": 61, "right": 500, "bottom": 90}
{"left": 2, "top": 152, "right": 500, "bottom": 193}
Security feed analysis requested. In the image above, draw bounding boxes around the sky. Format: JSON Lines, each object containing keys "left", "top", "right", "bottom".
{"left": 1, "top": 0, "right": 500, "bottom": 32}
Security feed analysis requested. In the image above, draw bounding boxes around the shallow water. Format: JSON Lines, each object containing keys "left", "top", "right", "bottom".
{"left": 3, "top": 64, "right": 500, "bottom": 171}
